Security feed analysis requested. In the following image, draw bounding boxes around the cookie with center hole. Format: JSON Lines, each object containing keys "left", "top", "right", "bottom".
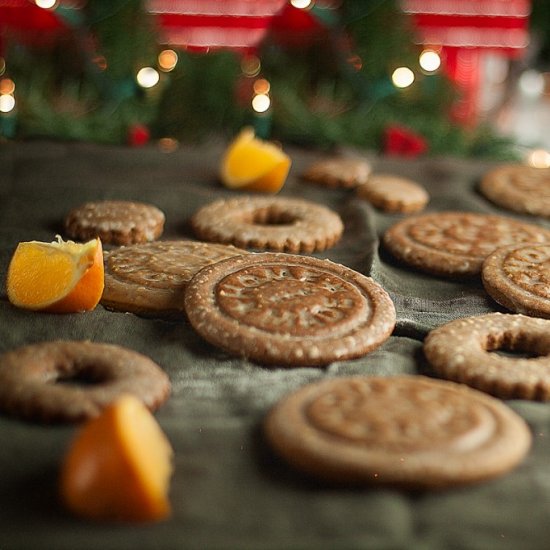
{"left": 383, "top": 211, "right": 550, "bottom": 277}
{"left": 482, "top": 242, "right": 550, "bottom": 319}
{"left": 424, "top": 312, "right": 550, "bottom": 400}
{"left": 0, "top": 341, "right": 170, "bottom": 423}
{"left": 480, "top": 164, "right": 550, "bottom": 217}
{"left": 264, "top": 375, "right": 531, "bottom": 488}
{"left": 190, "top": 196, "right": 344, "bottom": 253}
{"left": 65, "top": 200, "right": 165, "bottom": 245}
{"left": 184, "top": 253, "right": 396, "bottom": 366}
{"left": 102, "top": 240, "right": 248, "bottom": 316}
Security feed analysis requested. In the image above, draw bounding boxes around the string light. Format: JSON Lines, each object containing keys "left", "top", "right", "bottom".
{"left": 391, "top": 67, "right": 415, "bottom": 88}
{"left": 136, "top": 67, "right": 160, "bottom": 88}
{"left": 527, "top": 149, "right": 550, "bottom": 168}
{"left": 158, "top": 50, "right": 178, "bottom": 72}
{"left": 0, "top": 78, "right": 15, "bottom": 95}
{"left": 0, "top": 94, "right": 15, "bottom": 114}
{"left": 253, "top": 78, "right": 270, "bottom": 95}
{"left": 252, "top": 93, "right": 271, "bottom": 113}
{"left": 291, "top": 0, "right": 313, "bottom": 8}
{"left": 419, "top": 49, "right": 441, "bottom": 72}
{"left": 35, "top": 0, "right": 57, "bottom": 8}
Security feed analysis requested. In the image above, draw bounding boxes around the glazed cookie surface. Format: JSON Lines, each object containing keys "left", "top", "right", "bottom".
{"left": 356, "top": 173, "right": 429, "bottom": 213}
{"left": 480, "top": 164, "right": 550, "bottom": 217}
{"left": 482, "top": 242, "right": 550, "bottom": 319}
{"left": 382, "top": 211, "right": 550, "bottom": 277}
{"left": 64, "top": 200, "right": 165, "bottom": 245}
{"left": 184, "top": 253, "right": 396, "bottom": 366}
{"left": 191, "top": 196, "right": 344, "bottom": 253}
{"left": 424, "top": 312, "right": 550, "bottom": 400}
{"left": 102, "top": 240, "right": 248, "bottom": 316}
{"left": 264, "top": 375, "right": 531, "bottom": 488}
{"left": 0, "top": 340, "right": 170, "bottom": 423}
{"left": 301, "top": 157, "right": 371, "bottom": 188}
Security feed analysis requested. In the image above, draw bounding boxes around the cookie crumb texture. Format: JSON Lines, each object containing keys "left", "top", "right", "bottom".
{"left": 265, "top": 375, "right": 531, "bottom": 488}
{"left": 424, "top": 312, "right": 550, "bottom": 400}
{"left": 65, "top": 200, "right": 165, "bottom": 246}
{"left": 185, "top": 253, "right": 395, "bottom": 366}
{"left": 191, "top": 196, "right": 344, "bottom": 253}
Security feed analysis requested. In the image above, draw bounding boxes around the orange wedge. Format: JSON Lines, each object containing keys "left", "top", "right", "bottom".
{"left": 6, "top": 236, "right": 104, "bottom": 313}
{"left": 220, "top": 127, "right": 291, "bottom": 193}
{"left": 60, "top": 394, "right": 174, "bottom": 523}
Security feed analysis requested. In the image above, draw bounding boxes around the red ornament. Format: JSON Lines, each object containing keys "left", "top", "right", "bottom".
{"left": 383, "top": 125, "right": 428, "bottom": 158}
{"left": 127, "top": 124, "right": 150, "bottom": 147}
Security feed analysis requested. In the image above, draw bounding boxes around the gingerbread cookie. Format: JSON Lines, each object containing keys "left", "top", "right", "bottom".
{"left": 480, "top": 164, "right": 550, "bottom": 217}
{"left": 64, "top": 200, "right": 165, "bottom": 245}
{"left": 301, "top": 157, "right": 371, "bottom": 189}
{"left": 102, "top": 240, "right": 248, "bottom": 316}
{"left": 356, "top": 173, "right": 429, "bottom": 213}
{"left": 191, "top": 196, "right": 343, "bottom": 253}
{"left": 382, "top": 211, "right": 550, "bottom": 277}
{"left": 184, "top": 253, "right": 396, "bottom": 366}
{"left": 482, "top": 242, "right": 550, "bottom": 319}
{"left": 0, "top": 341, "right": 170, "bottom": 423}
{"left": 424, "top": 312, "right": 550, "bottom": 400}
{"left": 264, "top": 375, "right": 531, "bottom": 488}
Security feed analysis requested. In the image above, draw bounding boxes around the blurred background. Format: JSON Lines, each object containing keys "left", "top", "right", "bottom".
{"left": 1, "top": 0, "right": 549, "bottom": 161}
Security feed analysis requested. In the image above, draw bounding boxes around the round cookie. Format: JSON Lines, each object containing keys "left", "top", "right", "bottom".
{"left": 482, "top": 242, "right": 550, "bottom": 319}
{"left": 480, "top": 164, "right": 550, "bottom": 217}
{"left": 184, "top": 253, "right": 396, "bottom": 366}
{"left": 64, "top": 200, "right": 165, "bottom": 245}
{"left": 191, "top": 196, "right": 344, "bottom": 253}
{"left": 0, "top": 341, "right": 170, "bottom": 423}
{"left": 356, "top": 173, "right": 429, "bottom": 213}
{"left": 382, "top": 211, "right": 550, "bottom": 278}
{"left": 301, "top": 157, "right": 371, "bottom": 189}
{"left": 102, "top": 240, "right": 248, "bottom": 316}
{"left": 424, "top": 312, "right": 550, "bottom": 400}
{"left": 264, "top": 375, "right": 531, "bottom": 488}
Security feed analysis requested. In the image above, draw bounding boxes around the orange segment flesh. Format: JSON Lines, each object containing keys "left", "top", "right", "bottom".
{"left": 60, "top": 394, "right": 174, "bottom": 523}
{"left": 220, "top": 127, "right": 291, "bottom": 193}
{"left": 6, "top": 237, "right": 104, "bottom": 313}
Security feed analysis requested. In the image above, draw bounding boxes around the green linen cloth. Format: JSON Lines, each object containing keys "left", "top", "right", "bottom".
{"left": 1, "top": 141, "right": 549, "bottom": 550}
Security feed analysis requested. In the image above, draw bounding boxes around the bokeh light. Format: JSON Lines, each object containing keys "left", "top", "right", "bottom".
{"left": 136, "top": 67, "right": 160, "bottom": 88}
{"left": 527, "top": 149, "right": 550, "bottom": 168}
{"left": 0, "top": 95, "right": 16, "bottom": 113}
{"left": 252, "top": 94, "right": 271, "bottom": 113}
{"left": 392, "top": 67, "right": 415, "bottom": 88}
{"left": 158, "top": 50, "right": 178, "bottom": 72}
{"left": 253, "top": 78, "right": 270, "bottom": 95}
{"left": 419, "top": 50, "right": 441, "bottom": 72}
{"left": 35, "top": 0, "right": 57, "bottom": 9}
{"left": 291, "top": 0, "right": 313, "bottom": 8}
{"left": 0, "top": 78, "right": 15, "bottom": 95}
{"left": 241, "top": 55, "right": 261, "bottom": 77}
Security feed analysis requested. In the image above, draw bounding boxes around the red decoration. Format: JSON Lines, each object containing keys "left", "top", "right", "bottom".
{"left": 383, "top": 125, "right": 428, "bottom": 158}
{"left": 127, "top": 124, "right": 150, "bottom": 147}
{"left": 401, "top": 0, "right": 531, "bottom": 124}
{"left": 269, "top": 3, "right": 326, "bottom": 48}
{"left": 147, "top": 0, "right": 287, "bottom": 53}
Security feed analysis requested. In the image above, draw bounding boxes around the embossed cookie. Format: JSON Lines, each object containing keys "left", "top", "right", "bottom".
{"left": 102, "top": 240, "right": 248, "bottom": 316}
{"left": 301, "top": 157, "right": 371, "bottom": 188}
{"left": 191, "top": 196, "right": 344, "bottom": 253}
{"left": 356, "top": 173, "right": 429, "bottom": 213}
{"left": 482, "top": 242, "right": 550, "bottom": 318}
{"left": 382, "top": 211, "right": 550, "bottom": 277}
{"left": 0, "top": 340, "right": 171, "bottom": 423}
{"left": 184, "top": 253, "right": 396, "bottom": 366}
{"left": 65, "top": 200, "right": 165, "bottom": 245}
{"left": 480, "top": 164, "right": 550, "bottom": 217}
{"left": 264, "top": 375, "right": 531, "bottom": 488}
{"left": 424, "top": 312, "right": 550, "bottom": 400}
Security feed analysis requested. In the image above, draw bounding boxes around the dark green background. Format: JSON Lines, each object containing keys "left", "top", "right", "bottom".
{"left": 1, "top": 141, "right": 550, "bottom": 549}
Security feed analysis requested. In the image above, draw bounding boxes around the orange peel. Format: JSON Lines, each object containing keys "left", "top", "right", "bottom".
{"left": 60, "top": 394, "right": 174, "bottom": 523}
{"left": 6, "top": 236, "right": 104, "bottom": 313}
{"left": 220, "top": 127, "right": 291, "bottom": 193}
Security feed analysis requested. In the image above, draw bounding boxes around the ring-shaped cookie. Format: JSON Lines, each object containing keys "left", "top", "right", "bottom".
{"left": 424, "top": 312, "right": 550, "bottom": 400}
{"left": 191, "top": 196, "right": 344, "bottom": 253}
{"left": 0, "top": 341, "right": 171, "bottom": 423}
